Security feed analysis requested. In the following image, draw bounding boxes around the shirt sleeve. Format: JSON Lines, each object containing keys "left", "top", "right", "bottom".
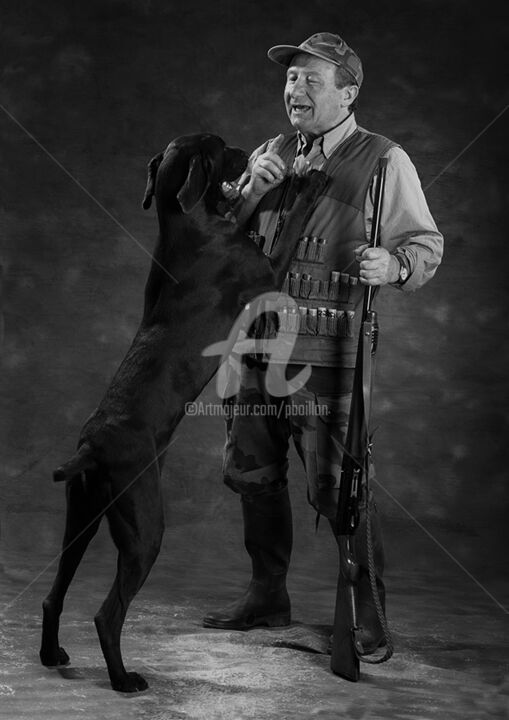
{"left": 365, "top": 146, "right": 444, "bottom": 292}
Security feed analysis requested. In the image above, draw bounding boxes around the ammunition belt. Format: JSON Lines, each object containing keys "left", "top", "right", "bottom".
{"left": 278, "top": 304, "right": 355, "bottom": 338}
{"left": 281, "top": 269, "right": 358, "bottom": 303}
{"left": 249, "top": 233, "right": 360, "bottom": 340}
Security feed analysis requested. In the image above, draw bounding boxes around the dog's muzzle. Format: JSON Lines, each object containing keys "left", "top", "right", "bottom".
{"left": 223, "top": 146, "right": 249, "bottom": 182}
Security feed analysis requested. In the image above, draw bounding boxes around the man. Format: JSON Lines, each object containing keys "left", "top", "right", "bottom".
{"left": 203, "top": 32, "right": 443, "bottom": 653}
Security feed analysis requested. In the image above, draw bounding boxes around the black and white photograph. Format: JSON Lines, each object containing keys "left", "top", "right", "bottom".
{"left": 0, "top": 1, "right": 507, "bottom": 718}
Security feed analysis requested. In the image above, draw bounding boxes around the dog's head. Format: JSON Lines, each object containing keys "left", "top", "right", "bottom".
{"left": 142, "top": 134, "right": 248, "bottom": 213}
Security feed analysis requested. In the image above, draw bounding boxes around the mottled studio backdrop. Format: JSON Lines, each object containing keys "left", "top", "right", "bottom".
{"left": 1, "top": 1, "right": 508, "bottom": 592}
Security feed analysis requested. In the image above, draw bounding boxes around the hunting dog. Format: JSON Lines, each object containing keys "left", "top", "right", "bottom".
{"left": 39, "top": 133, "right": 326, "bottom": 692}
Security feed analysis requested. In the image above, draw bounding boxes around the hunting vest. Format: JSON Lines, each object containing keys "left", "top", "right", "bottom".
{"left": 248, "top": 127, "right": 397, "bottom": 368}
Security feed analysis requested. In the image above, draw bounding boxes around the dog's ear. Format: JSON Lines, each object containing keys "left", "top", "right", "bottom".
{"left": 142, "top": 152, "right": 164, "bottom": 210}
{"left": 176, "top": 153, "right": 210, "bottom": 213}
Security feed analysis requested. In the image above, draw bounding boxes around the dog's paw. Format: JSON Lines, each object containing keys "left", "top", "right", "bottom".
{"left": 40, "top": 645, "right": 70, "bottom": 667}
{"left": 112, "top": 671, "right": 149, "bottom": 693}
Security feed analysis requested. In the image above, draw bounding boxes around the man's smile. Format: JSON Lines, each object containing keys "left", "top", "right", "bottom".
{"left": 290, "top": 104, "right": 312, "bottom": 116}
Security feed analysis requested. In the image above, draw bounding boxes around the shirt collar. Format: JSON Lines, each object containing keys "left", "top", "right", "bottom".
{"left": 297, "top": 112, "right": 358, "bottom": 159}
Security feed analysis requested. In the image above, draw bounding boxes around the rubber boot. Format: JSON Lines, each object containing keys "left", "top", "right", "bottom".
{"left": 329, "top": 492, "right": 386, "bottom": 655}
{"left": 203, "top": 486, "right": 292, "bottom": 630}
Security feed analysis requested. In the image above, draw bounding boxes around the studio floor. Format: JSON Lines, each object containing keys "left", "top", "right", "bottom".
{"left": 0, "top": 510, "right": 507, "bottom": 720}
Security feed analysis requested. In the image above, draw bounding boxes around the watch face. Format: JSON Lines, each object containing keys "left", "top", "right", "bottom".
{"left": 399, "top": 266, "right": 409, "bottom": 283}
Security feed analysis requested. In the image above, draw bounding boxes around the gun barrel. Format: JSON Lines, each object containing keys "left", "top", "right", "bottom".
{"left": 364, "top": 158, "right": 388, "bottom": 315}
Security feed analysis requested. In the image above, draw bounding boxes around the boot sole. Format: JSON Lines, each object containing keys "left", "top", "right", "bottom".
{"left": 202, "top": 611, "right": 291, "bottom": 631}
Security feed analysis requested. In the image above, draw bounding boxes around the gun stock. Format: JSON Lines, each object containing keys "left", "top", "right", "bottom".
{"left": 330, "top": 535, "right": 360, "bottom": 681}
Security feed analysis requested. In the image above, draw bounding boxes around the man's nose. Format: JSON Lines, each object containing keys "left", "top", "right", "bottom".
{"left": 288, "top": 88, "right": 306, "bottom": 103}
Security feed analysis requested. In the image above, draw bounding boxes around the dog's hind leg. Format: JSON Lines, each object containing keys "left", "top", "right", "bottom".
{"left": 40, "top": 469, "right": 105, "bottom": 668}
{"left": 94, "top": 455, "right": 164, "bottom": 693}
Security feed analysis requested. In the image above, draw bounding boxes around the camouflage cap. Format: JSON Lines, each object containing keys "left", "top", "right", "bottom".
{"left": 267, "top": 32, "right": 363, "bottom": 87}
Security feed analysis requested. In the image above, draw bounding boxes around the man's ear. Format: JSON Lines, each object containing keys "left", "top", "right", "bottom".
{"left": 342, "top": 84, "right": 359, "bottom": 108}
{"left": 176, "top": 154, "right": 210, "bottom": 213}
{"left": 142, "top": 152, "right": 164, "bottom": 210}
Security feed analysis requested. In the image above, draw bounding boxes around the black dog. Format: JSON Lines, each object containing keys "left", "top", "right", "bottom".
{"left": 39, "top": 133, "right": 326, "bottom": 692}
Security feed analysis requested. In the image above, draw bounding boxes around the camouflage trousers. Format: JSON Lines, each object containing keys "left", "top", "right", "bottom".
{"left": 222, "top": 360, "right": 372, "bottom": 519}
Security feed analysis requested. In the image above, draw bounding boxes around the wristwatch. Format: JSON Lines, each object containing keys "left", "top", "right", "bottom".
{"left": 394, "top": 253, "right": 410, "bottom": 285}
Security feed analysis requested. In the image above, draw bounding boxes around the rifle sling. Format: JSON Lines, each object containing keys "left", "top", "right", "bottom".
{"left": 361, "top": 321, "right": 373, "bottom": 440}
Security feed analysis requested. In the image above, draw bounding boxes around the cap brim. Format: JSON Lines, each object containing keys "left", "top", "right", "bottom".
{"left": 267, "top": 44, "right": 348, "bottom": 71}
{"left": 267, "top": 45, "right": 305, "bottom": 66}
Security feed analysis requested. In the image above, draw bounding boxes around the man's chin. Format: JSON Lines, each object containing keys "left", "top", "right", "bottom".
{"left": 288, "top": 116, "right": 310, "bottom": 133}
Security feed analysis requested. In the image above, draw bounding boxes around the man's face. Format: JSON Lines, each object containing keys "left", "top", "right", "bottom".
{"left": 284, "top": 54, "right": 351, "bottom": 139}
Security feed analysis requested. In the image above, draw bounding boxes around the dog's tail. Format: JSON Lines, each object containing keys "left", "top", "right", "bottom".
{"left": 53, "top": 443, "right": 98, "bottom": 483}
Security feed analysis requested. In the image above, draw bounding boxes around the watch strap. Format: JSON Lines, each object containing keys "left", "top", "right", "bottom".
{"left": 393, "top": 251, "right": 411, "bottom": 285}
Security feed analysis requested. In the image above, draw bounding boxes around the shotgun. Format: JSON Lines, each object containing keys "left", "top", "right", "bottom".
{"left": 330, "top": 156, "right": 392, "bottom": 681}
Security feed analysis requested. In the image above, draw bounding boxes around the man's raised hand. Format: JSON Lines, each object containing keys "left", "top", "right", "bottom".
{"left": 247, "top": 134, "right": 287, "bottom": 199}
